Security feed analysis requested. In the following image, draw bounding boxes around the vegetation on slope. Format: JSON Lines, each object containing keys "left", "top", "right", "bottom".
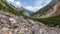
{"left": 32, "top": 2, "right": 60, "bottom": 27}
{"left": 32, "top": 0, "right": 59, "bottom": 18}
{"left": 16, "top": 7, "right": 35, "bottom": 17}
{"left": 0, "top": 0, "right": 21, "bottom": 16}
{"left": 32, "top": 15, "right": 60, "bottom": 27}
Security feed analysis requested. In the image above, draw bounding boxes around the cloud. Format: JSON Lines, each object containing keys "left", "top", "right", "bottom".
{"left": 25, "top": 6, "right": 35, "bottom": 12}
{"left": 33, "top": 6, "right": 43, "bottom": 11}
{"left": 6, "top": 0, "right": 21, "bottom": 8}
{"left": 25, "top": 6, "right": 43, "bottom": 12}
{"left": 6, "top": 0, "right": 14, "bottom": 3}
{"left": 6, "top": 0, "right": 52, "bottom": 12}
{"left": 25, "top": 0, "right": 52, "bottom": 12}
{"left": 14, "top": 1, "right": 22, "bottom": 8}
{"left": 35, "top": 0, "right": 52, "bottom": 6}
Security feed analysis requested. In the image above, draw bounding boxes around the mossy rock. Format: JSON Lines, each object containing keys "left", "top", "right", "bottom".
{"left": 18, "top": 32, "right": 23, "bottom": 34}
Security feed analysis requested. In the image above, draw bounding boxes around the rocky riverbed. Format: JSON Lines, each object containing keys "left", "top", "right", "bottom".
{"left": 0, "top": 10, "right": 60, "bottom": 34}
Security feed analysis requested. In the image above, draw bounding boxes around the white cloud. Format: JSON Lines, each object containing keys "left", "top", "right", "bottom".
{"left": 33, "top": 6, "right": 42, "bottom": 11}
{"left": 14, "top": 1, "right": 21, "bottom": 8}
{"left": 6, "top": 0, "right": 52, "bottom": 12}
{"left": 6, "top": 0, "right": 14, "bottom": 3}
{"left": 6, "top": 0, "right": 21, "bottom": 8}
{"left": 25, "top": 6, "right": 43, "bottom": 12}
{"left": 35, "top": 0, "right": 52, "bottom": 6}
{"left": 25, "top": 6, "right": 33, "bottom": 11}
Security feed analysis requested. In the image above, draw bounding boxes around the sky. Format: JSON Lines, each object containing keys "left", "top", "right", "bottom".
{"left": 6, "top": 0, "right": 52, "bottom": 12}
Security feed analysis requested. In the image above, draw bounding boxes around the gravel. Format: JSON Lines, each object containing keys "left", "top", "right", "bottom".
{"left": 0, "top": 10, "right": 60, "bottom": 34}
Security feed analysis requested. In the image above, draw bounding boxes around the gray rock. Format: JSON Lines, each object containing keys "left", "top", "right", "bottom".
{"left": 0, "top": 10, "right": 60, "bottom": 34}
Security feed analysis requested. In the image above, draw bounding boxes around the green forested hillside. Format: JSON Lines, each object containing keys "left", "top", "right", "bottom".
{"left": 32, "top": 15, "right": 60, "bottom": 27}
{"left": 0, "top": 0, "right": 34, "bottom": 18}
{"left": 0, "top": 0, "right": 21, "bottom": 16}
{"left": 17, "top": 7, "right": 35, "bottom": 17}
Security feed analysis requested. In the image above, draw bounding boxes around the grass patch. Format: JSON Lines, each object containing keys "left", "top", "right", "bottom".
{"left": 32, "top": 15, "right": 60, "bottom": 27}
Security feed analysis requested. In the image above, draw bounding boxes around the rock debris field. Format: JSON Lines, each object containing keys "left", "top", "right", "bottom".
{"left": 0, "top": 10, "right": 60, "bottom": 34}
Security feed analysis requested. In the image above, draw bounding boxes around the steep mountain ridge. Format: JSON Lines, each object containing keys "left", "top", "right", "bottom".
{"left": 49, "top": 3, "right": 60, "bottom": 17}
{"left": 32, "top": 0, "right": 60, "bottom": 18}
{"left": 7, "top": 2, "right": 35, "bottom": 17}
{"left": 16, "top": 7, "right": 35, "bottom": 17}
{"left": 32, "top": 2, "right": 60, "bottom": 28}
{"left": 0, "top": 0, "right": 34, "bottom": 17}
{"left": 39, "top": 2, "right": 60, "bottom": 18}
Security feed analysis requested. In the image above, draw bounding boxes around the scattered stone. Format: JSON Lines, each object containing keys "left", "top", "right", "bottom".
{"left": 0, "top": 10, "right": 60, "bottom": 34}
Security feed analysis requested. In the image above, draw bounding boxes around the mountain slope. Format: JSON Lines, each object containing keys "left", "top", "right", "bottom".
{"left": 9, "top": 3, "right": 35, "bottom": 17}
{"left": 32, "top": 2, "right": 60, "bottom": 27}
{"left": 49, "top": 3, "right": 60, "bottom": 17}
{"left": 38, "top": 2, "right": 60, "bottom": 18}
{"left": 16, "top": 7, "right": 35, "bottom": 17}
{"left": 0, "top": 0, "right": 35, "bottom": 18}
{"left": 0, "top": 0, "right": 21, "bottom": 16}
{"left": 32, "top": 0, "right": 60, "bottom": 18}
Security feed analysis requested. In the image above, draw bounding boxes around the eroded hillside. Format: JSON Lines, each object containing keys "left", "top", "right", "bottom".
{"left": 32, "top": 0, "right": 60, "bottom": 18}
{"left": 40, "top": 2, "right": 60, "bottom": 18}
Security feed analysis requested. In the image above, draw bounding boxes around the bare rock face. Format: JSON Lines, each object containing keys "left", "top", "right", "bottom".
{"left": 49, "top": 3, "right": 60, "bottom": 17}
{"left": 0, "top": 10, "right": 60, "bottom": 34}
{"left": 39, "top": 3, "right": 60, "bottom": 18}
